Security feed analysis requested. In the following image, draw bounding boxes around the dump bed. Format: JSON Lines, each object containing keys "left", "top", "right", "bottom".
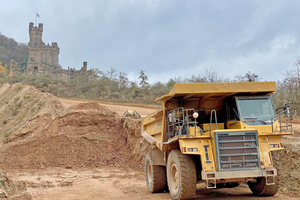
{"left": 155, "top": 82, "right": 276, "bottom": 102}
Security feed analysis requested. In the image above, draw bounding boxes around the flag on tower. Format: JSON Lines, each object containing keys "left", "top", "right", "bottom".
{"left": 36, "top": 13, "right": 40, "bottom": 17}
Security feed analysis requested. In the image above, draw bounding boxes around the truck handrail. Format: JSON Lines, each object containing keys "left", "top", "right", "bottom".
{"left": 276, "top": 102, "right": 293, "bottom": 132}
{"left": 210, "top": 110, "right": 218, "bottom": 138}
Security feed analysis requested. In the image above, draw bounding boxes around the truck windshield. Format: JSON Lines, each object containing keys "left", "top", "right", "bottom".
{"left": 237, "top": 98, "right": 275, "bottom": 120}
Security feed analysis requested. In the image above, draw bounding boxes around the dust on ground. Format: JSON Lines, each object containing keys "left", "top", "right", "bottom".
{"left": 0, "top": 83, "right": 299, "bottom": 199}
{"left": 6, "top": 167, "right": 300, "bottom": 200}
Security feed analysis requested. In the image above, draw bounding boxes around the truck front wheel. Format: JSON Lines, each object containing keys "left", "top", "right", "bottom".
{"left": 248, "top": 152, "right": 280, "bottom": 196}
{"left": 145, "top": 153, "right": 167, "bottom": 193}
{"left": 248, "top": 176, "right": 279, "bottom": 196}
{"left": 167, "top": 150, "right": 196, "bottom": 200}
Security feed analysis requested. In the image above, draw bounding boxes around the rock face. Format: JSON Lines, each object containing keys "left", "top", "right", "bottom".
{"left": 123, "top": 110, "right": 141, "bottom": 119}
{"left": 273, "top": 137, "right": 300, "bottom": 192}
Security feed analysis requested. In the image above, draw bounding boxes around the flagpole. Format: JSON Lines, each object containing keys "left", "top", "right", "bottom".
{"left": 36, "top": 13, "right": 37, "bottom": 26}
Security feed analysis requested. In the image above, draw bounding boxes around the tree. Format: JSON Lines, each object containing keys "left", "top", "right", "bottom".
{"left": 166, "top": 77, "right": 182, "bottom": 89}
{"left": 139, "top": 70, "right": 149, "bottom": 88}
{"left": 106, "top": 66, "right": 117, "bottom": 81}
{"left": 294, "top": 56, "right": 300, "bottom": 89}
{"left": 87, "top": 68, "right": 103, "bottom": 81}
{"left": 243, "top": 71, "right": 259, "bottom": 82}
{"left": 204, "top": 68, "right": 223, "bottom": 83}
{"left": 235, "top": 71, "right": 259, "bottom": 82}
{"left": 118, "top": 72, "right": 129, "bottom": 90}
{"left": 0, "top": 61, "right": 5, "bottom": 72}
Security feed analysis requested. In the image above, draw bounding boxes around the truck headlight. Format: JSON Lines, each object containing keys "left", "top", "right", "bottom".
{"left": 188, "top": 148, "right": 198, "bottom": 152}
{"left": 269, "top": 144, "right": 279, "bottom": 148}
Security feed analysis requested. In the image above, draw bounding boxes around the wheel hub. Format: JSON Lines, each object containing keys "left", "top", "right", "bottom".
{"left": 147, "top": 163, "right": 152, "bottom": 183}
{"left": 171, "top": 163, "right": 179, "bottom": 189}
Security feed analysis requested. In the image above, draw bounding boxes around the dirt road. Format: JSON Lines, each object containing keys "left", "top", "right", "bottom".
{"left": 57, "top": 98, "right": 160, "bottom": 117}
{"left": 8, "top": 167, "right": 300, "bottom": 200}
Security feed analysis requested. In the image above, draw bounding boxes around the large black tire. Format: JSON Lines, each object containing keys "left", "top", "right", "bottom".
{"left": 248, "top": 152, "right": 280, "bottom": 196}
{"left": 145, "top": 153, "right": 167, "bottom": 193}
{"left": 167, "top": 150, "right": 196, "bottom": 200}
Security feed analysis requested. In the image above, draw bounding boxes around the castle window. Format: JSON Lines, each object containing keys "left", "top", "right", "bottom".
{"left": 41, "top": 52, "right": 43, "bottom": 55}
{"left": 56, "top": 74, "right": 59, "bottom": 77}
{"left": 44, "top": 58, "right": 47, "bottom": 62}
{"left": 35, "top": 32, "right": 38, "bottom": 35}
{"left": 35, "top": 43, "right": 37, "bottom": 46}
{"left": 45, "top": 52, "right": 47, "bottom": 56}
{"left": 50, "top": 53, "right": 52, "bottom": 56}
{"left": 35, "top": 38, "right": 37, "bottom": 42}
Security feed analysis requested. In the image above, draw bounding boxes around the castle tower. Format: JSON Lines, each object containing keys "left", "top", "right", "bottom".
{"left": 28, "top": 22, "right": 43, "bottom": 47}
{"left": 27, "top": 22, "right": 60, "bottom": 74}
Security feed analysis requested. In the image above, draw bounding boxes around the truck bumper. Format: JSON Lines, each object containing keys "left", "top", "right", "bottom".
{"left": 202, "top": 168, "right": 277, "bottom": 188}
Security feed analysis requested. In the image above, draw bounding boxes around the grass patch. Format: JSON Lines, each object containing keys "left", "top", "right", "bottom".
{"left": 3, "top": 131, "right": 12, "bottom": 138}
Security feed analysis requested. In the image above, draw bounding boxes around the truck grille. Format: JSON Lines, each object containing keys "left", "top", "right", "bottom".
{"left": 215, "top": 131, "right": 261, "bottom": 171}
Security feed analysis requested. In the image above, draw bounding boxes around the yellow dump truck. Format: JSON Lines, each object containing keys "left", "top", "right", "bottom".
{"left": 141, "top": 82, "right": 293, "bottom": 200}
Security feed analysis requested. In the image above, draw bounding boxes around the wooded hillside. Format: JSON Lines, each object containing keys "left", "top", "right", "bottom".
{"left": 0, "top": 32, "right": 28, "bottom": 72}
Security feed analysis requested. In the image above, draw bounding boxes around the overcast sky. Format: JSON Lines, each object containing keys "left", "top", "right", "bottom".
{"left": 1, "top": 0, "right": 300, "bottom": 83}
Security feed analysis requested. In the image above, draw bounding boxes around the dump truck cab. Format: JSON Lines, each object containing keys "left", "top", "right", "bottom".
{"left": 142, "top": 82, "right": 293, "bottom": 200}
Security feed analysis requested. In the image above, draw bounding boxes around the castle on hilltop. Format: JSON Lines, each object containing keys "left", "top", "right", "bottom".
{"left": 26, "top": 22, "right": 87, "bottom": 81}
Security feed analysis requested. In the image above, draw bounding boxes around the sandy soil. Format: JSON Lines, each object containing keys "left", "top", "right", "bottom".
{"left": 7, "top": 167, "right": 300, "bottom": 200}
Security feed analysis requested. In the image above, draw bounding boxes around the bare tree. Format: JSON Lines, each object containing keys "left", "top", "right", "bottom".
{"left": 235, "top": 71, "right": 259, "bottom": 82}
{"left": 243, "top": 71, "right": 259, "bottom": 82}
{"left": 139, "top": 70, "right": 149, "bottom": 88}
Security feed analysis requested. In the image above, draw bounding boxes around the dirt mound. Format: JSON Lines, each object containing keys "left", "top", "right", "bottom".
{"left": 0, "top": 116, "right": 148, "bottom": 170}
{"left": 0, "top": 84, "right": 149, "bottom": 171}
{"left": 275, "top": 134, "right": 300, "bottom": 192}
{"left": 68, "top": 102, "right": 112, "bottom": 113}
{"left": 0, "top": 83, "right": 64, "bottom": 144}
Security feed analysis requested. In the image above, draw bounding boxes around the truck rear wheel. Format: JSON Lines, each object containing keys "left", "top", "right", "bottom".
{"left": 145, "top": 153, "right": 167, "bottom": 193}
{"left": 248, "top": 152, "right": 280, "bottom": 196}
{"left": 167, "top": 150, "right": 196, "bottom": 200}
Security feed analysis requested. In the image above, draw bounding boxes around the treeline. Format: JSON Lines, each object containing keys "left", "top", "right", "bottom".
{"left": 0, "top": 66, "right": 262, "bottom": 104}
{"left": 0, "top": 62, "right": 299, "bottom": 114}
{"left": 273, "top": 57, "right": 300, "bottom": 115}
